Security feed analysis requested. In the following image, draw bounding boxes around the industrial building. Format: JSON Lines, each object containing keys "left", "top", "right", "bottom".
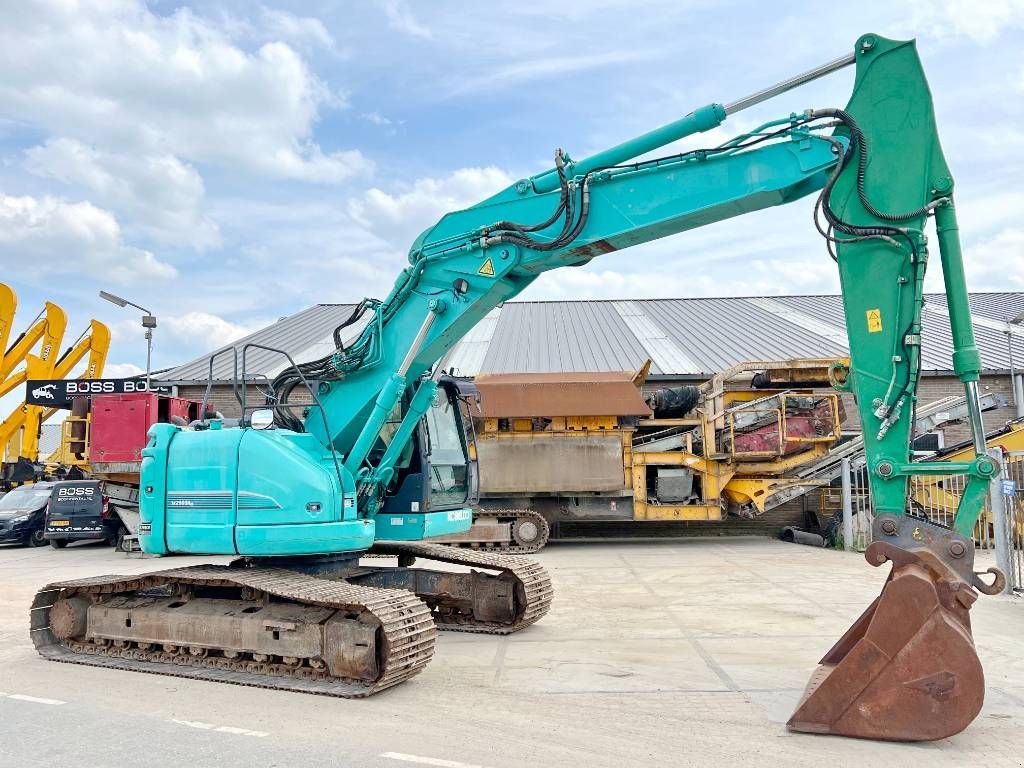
{"left": 161, "top": 292, "right": 1024, "bottom": 451}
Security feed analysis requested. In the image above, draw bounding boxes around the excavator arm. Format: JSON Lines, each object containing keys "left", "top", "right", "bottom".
{"left": 0, "top": 283, "right": 15, "bottom": 366}
{"left": 0, "top": 300, "right": 68, "bottom": 398}
{"left": 0, "top": 301, "right": 68, "bottom": 467}
{"left": 297, "top": 35, "right": 991, "bottom": 546}
{"left": 0, "top": 307, "right": 108, "bottom": 469}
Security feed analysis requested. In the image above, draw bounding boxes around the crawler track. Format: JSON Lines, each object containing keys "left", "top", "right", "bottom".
{"left": 30, "top": 565, "right": 436, "bottom": 698}
{"left": 370, "top": 541, "right": 553, "bottom": 634}
{"left": 437, "top": 509, "right": 551, "bottom": 554}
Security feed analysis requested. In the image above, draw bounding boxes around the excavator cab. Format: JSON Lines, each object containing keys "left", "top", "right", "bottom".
{"left": 378, "top": 376, "right": 479, "bottom": 516}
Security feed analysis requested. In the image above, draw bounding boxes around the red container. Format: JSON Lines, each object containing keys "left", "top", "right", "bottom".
{"left": 89, "top": 394, "right": 201, "bottom": 465}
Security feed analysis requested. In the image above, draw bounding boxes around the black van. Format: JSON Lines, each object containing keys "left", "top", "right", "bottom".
{"left": 44, "top": 480, "right": 117, "bottom": 548}
{"left": 0, "top": 482, "right": 52, "bottom": 546}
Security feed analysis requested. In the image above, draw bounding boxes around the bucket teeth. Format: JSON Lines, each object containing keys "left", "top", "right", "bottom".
{"left": 787, "top": 515, "right": 991, "bottom": 742}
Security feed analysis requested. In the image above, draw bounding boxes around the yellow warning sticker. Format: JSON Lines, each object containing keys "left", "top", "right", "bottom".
{"left": 478, "top": 258, "right": 495, "bottom": 277}
{"left": 866, "top": 308, "right": 882, "bottom": 333}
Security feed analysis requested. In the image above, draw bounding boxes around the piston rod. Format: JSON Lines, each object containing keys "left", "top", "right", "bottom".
{"left": 723, "top": 52, "right": 856, "bottom": 115}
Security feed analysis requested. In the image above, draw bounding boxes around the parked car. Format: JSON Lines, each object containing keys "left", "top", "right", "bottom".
{"left": 44, "top": 480, "right": 118, "bottom": 548}
{"left": 0, "top": 482, "right": 53, "bottom": 547}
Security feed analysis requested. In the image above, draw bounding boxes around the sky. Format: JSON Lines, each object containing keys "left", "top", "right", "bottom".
{"left": 1, "top": 0, "right": 1022, "bottom": 389}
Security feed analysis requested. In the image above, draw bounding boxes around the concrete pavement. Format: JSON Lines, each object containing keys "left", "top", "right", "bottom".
{"left": 1, "top": 537, "right": 1022, "bottom": 767}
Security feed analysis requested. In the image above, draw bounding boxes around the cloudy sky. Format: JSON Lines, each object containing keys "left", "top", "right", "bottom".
{"left": 1, "top": 0, "right": 1022, "bottom": 383}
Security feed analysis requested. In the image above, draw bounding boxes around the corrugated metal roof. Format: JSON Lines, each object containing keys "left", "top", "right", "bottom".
{"left": 477, "top": 301, "right": 650, "bottom": 375}
{"left": 612, "top": 301, "right": 700, "bottom": 374}
{"left": 439, "top": 307, "right": 503, "bottom": 377}
{"left": 161, "top": 293, "right": 1024, "bottom": 383}
{"left": 163, "top": 304, "right": 357, "bottom": 382}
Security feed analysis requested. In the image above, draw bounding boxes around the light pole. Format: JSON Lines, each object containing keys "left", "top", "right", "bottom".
{"left": 1006, "top": 311, "right": 1024, "bottom": 420}
{"left": 99, "top": 290, "right": 157, "bottom": 390}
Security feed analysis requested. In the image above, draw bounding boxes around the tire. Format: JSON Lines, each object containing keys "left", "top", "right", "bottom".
{"left": 49, "top": 539, "right": 69, "bottom": 549}
{"left": 27, "top": 528, "right": 48, "bottom": 547}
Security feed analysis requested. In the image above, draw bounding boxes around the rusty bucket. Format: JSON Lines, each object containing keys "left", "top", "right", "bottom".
{"left": 787, "top": 515, "right": 1003, "bottom": 741}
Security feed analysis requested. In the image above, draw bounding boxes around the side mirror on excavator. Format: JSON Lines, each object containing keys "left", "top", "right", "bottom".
{"left": 250, "top": 409, "right": 274, "bottom": 430}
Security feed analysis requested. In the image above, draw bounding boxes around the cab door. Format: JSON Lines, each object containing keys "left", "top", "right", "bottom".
{"left": 422, "top": 383, "right": 476, "bottom": 510}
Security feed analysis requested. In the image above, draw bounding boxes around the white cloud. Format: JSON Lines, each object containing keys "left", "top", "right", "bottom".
{"left": 361, "top": 112, "right": 393, "bottom": 126}
{"left": 0, "top": 194, "right": 177, "bottom": 285}
{"left": 382, "top": 1, "right": 434, "bottom": 39}
{"left": 258, "top": 7, "right": 335, "bottom": 50}
{"left": 523, "top": 256, "right": 840, "bottom": 302}
{"left": 959, "top": 228, "right": 1024, "bottom": 292}
{"left": 25, "top": 139, "right": 219, "bottom": 248}
{"left": 348, "top": 166, "right": 514, "bottom": 248}
{"left": 903, "top": 0, "right": 1024, "bottom": 43}
{"left": 159, "top": 311, "right": 259, "bottom": 349}
{"left": 451, "top": 50, "right": 658, "bottom": 95}
{"left": 1, "top": 1, "right": 369, "bottom": 184}
{"left": 104, "top": 362, "right": 145, "bottom": 378}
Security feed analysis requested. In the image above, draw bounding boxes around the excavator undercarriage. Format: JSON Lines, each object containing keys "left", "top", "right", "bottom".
{"left": 32, "top": 541, "right": 552, "bottom": 697}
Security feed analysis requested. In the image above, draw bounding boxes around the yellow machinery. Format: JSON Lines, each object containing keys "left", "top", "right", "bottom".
{"left": 445, "top": 359, "right": 844, "bottom": 551}
{"left": 0, "top": 282, "right": 110, "bottom": 482}
{"left": 0, "top": 283, "right": 15, "bottom": 368}
{"left": 908, "top": 420, "right": 1024, "bottom": 539}
{"left": 40, "top": 320, "right": 112, "bottom": 469}
{"left": 1, "top": 300, "right": 67, "bottom": 397}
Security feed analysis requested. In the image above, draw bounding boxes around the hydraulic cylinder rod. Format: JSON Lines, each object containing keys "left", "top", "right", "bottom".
{"left": 533, "top": 48, "right": 856, "bottom": 195}
{"left": 344, "top": 308, "right": 438, "bottom": 475}
{"left": 723, "top": 52, "right": 856, "bottom": 115}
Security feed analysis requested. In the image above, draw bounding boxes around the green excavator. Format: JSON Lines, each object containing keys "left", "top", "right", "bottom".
{"left": 32, "top": 34, "right": 1003, "bottom": 741}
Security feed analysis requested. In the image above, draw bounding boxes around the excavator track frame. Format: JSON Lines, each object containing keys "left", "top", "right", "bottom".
{"left": 31, "top": 566, "right": 436, "bottom": 698}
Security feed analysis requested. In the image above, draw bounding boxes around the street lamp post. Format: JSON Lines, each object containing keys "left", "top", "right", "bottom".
{"left": 1007, "top": 311, "right": 1024, "bottom": 420}
{"left": 99, "top": 290, "right": 157, "bottom": 390}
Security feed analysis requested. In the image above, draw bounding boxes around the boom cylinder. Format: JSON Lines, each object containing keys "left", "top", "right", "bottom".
{"left": 344, "top": 308, "right": 439, "bottom": 476}
{"left": 370, "top": 378, "right": 439, "bottom": 489}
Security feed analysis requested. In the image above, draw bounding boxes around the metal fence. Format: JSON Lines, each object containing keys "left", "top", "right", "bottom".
{"left": 824, "top": 451, "right": 1024, "bottom": 594}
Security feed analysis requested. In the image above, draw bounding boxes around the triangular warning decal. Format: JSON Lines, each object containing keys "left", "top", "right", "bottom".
{"left": 478, "top": 258, "right": 495, "bottom": 276}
